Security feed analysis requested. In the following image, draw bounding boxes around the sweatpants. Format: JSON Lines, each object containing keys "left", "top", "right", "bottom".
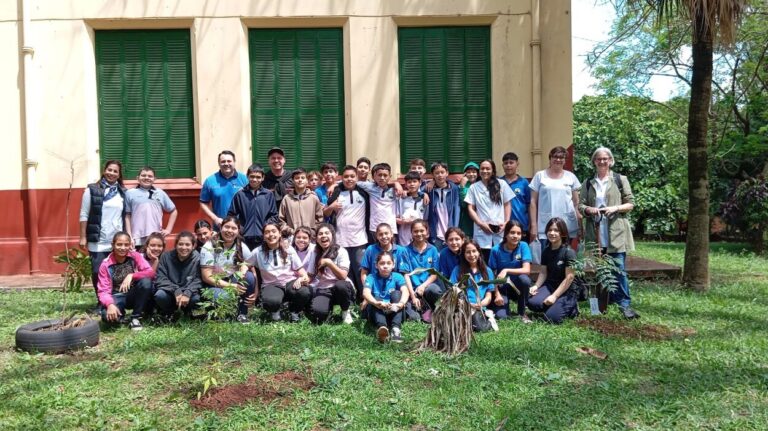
{"left": 344, "top": 245, "right": 367, "bottom": 303}
{"left": 308, "top": 281, "right": 354, "bottom": 323}
{"left": 366, "top": 290, "right": 404, "bottom": 329}
{"left": 490, "top": 274, "right": 532, "bottom": 318}
{"left": 100, "top": 277, "right": 153, "bottom": 321}
{"left": 527, "top": 285, "right": 579, "bottom": 324}
{"left": 261, "top": 280, "right": 311, "bottom": 313}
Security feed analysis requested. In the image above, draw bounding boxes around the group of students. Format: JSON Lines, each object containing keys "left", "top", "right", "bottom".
{"left": 80, "top": 146, "right": 634, "bottom": 341}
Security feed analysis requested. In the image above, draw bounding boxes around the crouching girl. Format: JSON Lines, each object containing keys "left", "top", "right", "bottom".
{"left": 450, "top": 240, "right": 498, "bottom": 332}
{"left": 200, "top": 216, "right": 257, "bottom": 324}
{"left": 527, "top": 217, "right": 579, "bottom": 324}
{"left": 154, "top": 231, "right": 202, "bottom": 319}
{"left": 97, "top": 231, "right": 156, "bottom": 331}
{"left": 307, "top": 223, "right": 355, "bottom": 324}
{"left": 362, "top": 251, "right": 409, "bottom": 343}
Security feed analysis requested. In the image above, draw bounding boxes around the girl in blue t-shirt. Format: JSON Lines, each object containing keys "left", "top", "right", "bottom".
{"left": 450, "top": 240, "right": 498, "bottom": 332}
{"left": 363, "top": 251, "right": 409, "bottom": 343}
{"left": 404, "top": 220, "right": 443, "bottom": 323}
{"left": 438, "top": 227, "right": 466, "bottom": 282}
{"left": 488, "top": 220, "right": 533, "bottom": 323}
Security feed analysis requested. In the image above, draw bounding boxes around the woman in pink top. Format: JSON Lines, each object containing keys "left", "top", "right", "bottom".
{"left": 97, "top": 231, "right": 156, "bottom": 331}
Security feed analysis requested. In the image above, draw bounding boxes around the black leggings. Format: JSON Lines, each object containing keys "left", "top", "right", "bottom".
{"left": 308, "top": 281, "right": 354, "bottom": 323}
{"left": 261, "top": 280, "right": 311, "bottom": 313}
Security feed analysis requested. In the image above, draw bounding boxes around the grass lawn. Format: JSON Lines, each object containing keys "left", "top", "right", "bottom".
{"left": 1, "top": 241, "right": 766, "bottom": 430}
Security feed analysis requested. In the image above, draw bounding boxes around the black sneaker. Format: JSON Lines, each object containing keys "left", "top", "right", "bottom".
{"left": 289, "top": 312, "right": 301, "bottom": 323}
{"left": 236, "top": 314, "right": 250, "bottom": 324}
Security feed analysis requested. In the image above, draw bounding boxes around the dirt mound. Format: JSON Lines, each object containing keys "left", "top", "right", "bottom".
{"left": 190, "top": 370, "right": 315, "bottom": 412}
{"left": 576, "top": 318, "right": 695, "bottom": 341}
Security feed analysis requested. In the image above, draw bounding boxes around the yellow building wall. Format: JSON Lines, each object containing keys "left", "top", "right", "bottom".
{"left": 1, "top": 0, "right": 571, "bottom": 190}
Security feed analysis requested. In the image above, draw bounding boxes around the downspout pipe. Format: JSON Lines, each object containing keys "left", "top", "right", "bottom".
{"left": 20, "top": 0, "right": 41, "bottom": 274}
{"left": 530, "top": 0, "right": 542, "bottom": 171}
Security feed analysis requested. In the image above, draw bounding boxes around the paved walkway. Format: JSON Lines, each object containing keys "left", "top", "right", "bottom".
{"left": 0, "top": 256, "right": 681, "bottom": 290}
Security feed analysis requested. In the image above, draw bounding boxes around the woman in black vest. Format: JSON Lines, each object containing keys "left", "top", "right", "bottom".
{"left": 79, "top": 160, "right": 127, "bottom": 299}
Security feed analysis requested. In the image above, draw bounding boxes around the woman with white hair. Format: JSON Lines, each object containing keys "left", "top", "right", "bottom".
{"left": 579, "top": 147, "right": 638, "bottom": 319}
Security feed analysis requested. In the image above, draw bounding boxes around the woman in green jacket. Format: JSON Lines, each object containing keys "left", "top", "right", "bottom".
{"left": 579, "top": 147, "right": 638, "bottom": 319}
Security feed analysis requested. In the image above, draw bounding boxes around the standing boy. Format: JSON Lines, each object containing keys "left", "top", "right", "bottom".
{"left": 227, "top": 164, "right": 278, "bottom": 250}
{"left": 125, "top": 166, "right": 178, "bottom": 246}
{"left": 357, "top": 163, "right": 399, "bottom": 241}
{"left": 396, "top": 171, "right": 427, "bottom": 246}
{"left": 425, "top": 161, "right": 461, "bottom": 250}
{"left": 279, "top": 168, "right": 324, "bottom": 233}
{"left": 315, "top": 162, "right": 338, "bottom": 205}
{"left": 501, "top": 152, "right": 531, "bottom": 239}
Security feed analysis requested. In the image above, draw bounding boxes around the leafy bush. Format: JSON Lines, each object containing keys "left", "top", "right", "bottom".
{"left": 720, "top": 176, "right": 768, "bottom": 253}
{"left": 53, "top": 247, "right": 91, "bottom": 293}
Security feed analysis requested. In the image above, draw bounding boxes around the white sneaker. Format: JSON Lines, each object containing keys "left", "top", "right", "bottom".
{"left": 391, "top": 327, "right": 403, "bottom": 343}
{"left": 485, "top": 310, "right": 499, "bottom": 332}
{"left": 341, "top": 310, "right": 354, "bottom": 324}
{"left": 129, "top": 318, "right": 143, "bottom": 331}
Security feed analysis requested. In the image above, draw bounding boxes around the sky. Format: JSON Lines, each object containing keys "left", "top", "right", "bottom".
{"left": 571, "top": 0, "right": 681, "bottom": 101}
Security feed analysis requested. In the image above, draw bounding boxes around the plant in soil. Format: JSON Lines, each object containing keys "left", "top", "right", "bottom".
{"left": 572, "top": 241, "right": 622, "bottom": 313}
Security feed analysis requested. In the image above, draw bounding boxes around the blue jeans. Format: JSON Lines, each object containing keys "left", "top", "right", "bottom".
{"left": 100, "top": 278, "right": 154, "bottom": 321}
{"left": 205, "top": 272, "right": 257, "bottom": 316}
{"left": 606, "top": 251, "right": 631, "bottom": 308}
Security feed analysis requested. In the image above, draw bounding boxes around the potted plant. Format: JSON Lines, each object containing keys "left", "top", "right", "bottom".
{"left": 15, "top": 161, "right": 100, "bottom": 353}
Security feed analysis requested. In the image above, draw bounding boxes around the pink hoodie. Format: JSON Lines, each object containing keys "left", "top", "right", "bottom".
{"left": 97, "top": 250, "right": 156, "bottom": 307}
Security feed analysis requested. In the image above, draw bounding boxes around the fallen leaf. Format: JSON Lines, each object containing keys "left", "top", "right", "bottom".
{"left": 576, "top": 346, "right": 608, "bottom": 360}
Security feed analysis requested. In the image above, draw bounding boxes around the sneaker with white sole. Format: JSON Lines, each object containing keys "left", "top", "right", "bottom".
{"left": 341, "top": 310, "right": 354, "bottom": 324}
{"left": 485, "top": 310, "right": 499, "bottom": 332}
{"left": 236, "top": 314, "right": 250, "bottom": 324}
{"left": 391, "top": 327, "right": 403, "bottom": 343}
{"left": 129, "top": 318, "right": 143, "bottom": 331}
{"left": 376, "top": 326, "right": 389, "bottom": 343}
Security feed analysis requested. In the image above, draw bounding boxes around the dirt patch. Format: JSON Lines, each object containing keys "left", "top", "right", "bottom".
{"left": 34, "top": 317, "right": 92, "bottom": 332}
{"left": 190, "top": 370, "right": 315, "bottom": 413}
{"left": 576, "top": 318, "right": 696, "bottom": 341}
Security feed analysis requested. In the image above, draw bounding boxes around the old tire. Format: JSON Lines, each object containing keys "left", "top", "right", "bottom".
{"left": 15, "top": 318, "right": 100, "bottom": 353}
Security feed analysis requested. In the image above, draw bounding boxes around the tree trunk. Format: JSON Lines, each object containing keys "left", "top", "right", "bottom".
{"left": 682, "top": 11, "right": 712, "bottom": 291}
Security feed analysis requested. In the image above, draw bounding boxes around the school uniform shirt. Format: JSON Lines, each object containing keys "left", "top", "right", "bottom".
{"left": 449, "top": 267, "right": 494, "bottom": 305}
{"left": 529, "top": 170, "right": 582, "bottom": 239}
{"left": 295, "top": 244, "right": 317, "bottom": 276}
{"left": 358, "top": 182, "right": 398, "bottom": 234}
{"left": 438, "top": 248, "right": 461, "bottom": 280}
{"left": 364, "top": 272, "right": 406, "bottom": 303}
{"left": 501, "top": 175, "right": 531, "bottom": 229}
{"left": 488, "top": 242, "right": 532, "bottom": 275}
{"left": 125, "top": 186, "right": 176, "bottom": 242}
{"left": 396, "top": 193, "right": 427, "bottom": 246}
{"left": 199, "top": 240, "right": 252, "bottom": 277}
{"left": 405, "top": 243, "right": 439, "bottom": 286}
{"left": 199, "top": 171, "right": 248, "bottom": 220}
{"left": 360, "top": 244, "right": 411, "bottom": 277}
{"left": 312, "top": 247, "right": 353, "bottom": 290}
{"left": 542, "top": 244, "right": 577, "bottom": 292}
{"left": 248, "top": 245, "right": 303, "bottom": 286}
{"left": 464, "top": 179, "right": 515, "bottom": 249}
{"left": 332, "top": 188, "right": 369, "bottom": 248}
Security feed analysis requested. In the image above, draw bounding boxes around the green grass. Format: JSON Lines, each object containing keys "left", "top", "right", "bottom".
{"left": 1, "top": 241, "right": 767, "bottom": 430}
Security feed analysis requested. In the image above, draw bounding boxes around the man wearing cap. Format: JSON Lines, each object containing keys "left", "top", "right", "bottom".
{"left": 199, "top": 150, "right": 248, "bottom": 226}
{"left": 263, "top": 147, "right": 294, "bottom": 208}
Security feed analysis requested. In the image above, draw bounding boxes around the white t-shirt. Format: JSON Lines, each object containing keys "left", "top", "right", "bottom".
{"left": 247, "top": 245, "right": 303, "bottom": 286}
{"left": 464, "top": 179, "right": 515, "bottom": 249}
{"left": 529, "top": 170, "right": 582, "bottom": 239}
{"left": 593, "top": 176, "right": 610, "bottom": 248}
{"left": 396, "top": 194, "right": 426, "bottom": 246}
{"left": 335, "top": 189, "right": 369, "bottom": 247}
{"left": 312, "top": 247, "right": 353, "bottom": 289}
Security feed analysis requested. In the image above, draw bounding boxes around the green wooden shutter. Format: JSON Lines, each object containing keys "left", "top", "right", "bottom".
{"left": 96, "top": 30, "right": 195, "bottom": 179}
{"left": 249, "top": 29, "right": 345, "bottom": 170}
{"left": 398, "top": 27, "right": 491, "bottom": 173}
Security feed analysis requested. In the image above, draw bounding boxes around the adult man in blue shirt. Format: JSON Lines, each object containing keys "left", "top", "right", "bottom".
{"left": 199, "top": 150, "right": 247, "bottom": 226}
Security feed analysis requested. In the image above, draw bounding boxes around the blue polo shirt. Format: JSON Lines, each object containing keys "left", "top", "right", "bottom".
{"left": 360, "top": 243, "right": 411, "bottom": 276}
{"left": 364, "top": 272, "right": 406, "bottom": 303}
{"left": 200, "top": 171, "right": 248, "bottom": 219}
{"left": 438, "top": 248, "right": 461, "bottom": 280}
{"left": 405, "top": 243, "right": 439, "bottom": 286}
{"left": 488, "top": 241, "right": 532, "bottom": 274}
{"left": 450, "top": 267, "right": 494, "bottom": 304}
{"left": 501, "top": 175, "right": 531, "bottom": 229}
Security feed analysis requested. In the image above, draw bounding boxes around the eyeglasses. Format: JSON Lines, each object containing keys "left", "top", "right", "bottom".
{"left": 551, "top": 155, "right": 566, "bottom": 160}
{"left": 595, "top": 157, "right": 611, "bottom": 162}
